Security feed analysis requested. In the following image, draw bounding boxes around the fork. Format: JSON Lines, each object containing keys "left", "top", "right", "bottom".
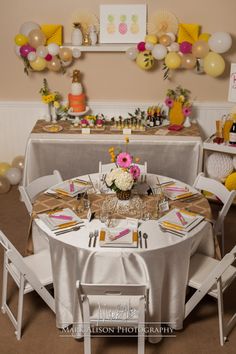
{"left": 54, "top": 225, "right": 84, "bottom": 236}
{"left": 88, "top": 232, "right": 94, "bottom": 247}
{"left": 93, "top": 229, "right": 99, "bottom": 247}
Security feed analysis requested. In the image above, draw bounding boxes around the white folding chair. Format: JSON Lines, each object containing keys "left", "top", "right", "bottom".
{"left": 193, "top": 172, "right": 236, "bottom": 254}
{"left": 19, "top": 170, "right": 63, "bottom": 214}
{"left": 185, "top": 246, "right": 236, "bottom": 346}
{"left": 0, "top": 230, "right": 55, "bottom": 340}
{"left": 77, "top": 281, "right": 148, "bottom": 354}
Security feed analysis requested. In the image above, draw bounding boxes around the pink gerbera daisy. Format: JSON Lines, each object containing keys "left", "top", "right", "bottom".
{"left": 182, "top": 106, "right": 192, "bottom": 117}
{"left": 165, "top": 97, "right": 174, "bottom": 108}
{"left": 116, "top": 152, "right": 132, "bottom": 168}
{"left": 130, "top": 165, "right": 141, "bottom": 180}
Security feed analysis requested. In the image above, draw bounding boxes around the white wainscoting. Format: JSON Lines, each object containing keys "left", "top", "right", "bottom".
{"left": 0, "top": 100, "right": 234, "bottom": 162}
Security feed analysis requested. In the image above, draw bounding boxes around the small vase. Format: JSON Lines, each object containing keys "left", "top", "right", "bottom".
{"left": 71, "top": 23, "right": 83, "bottom": 46}
{"left": 116, "top": 190, "right": 131, "bottom": 200}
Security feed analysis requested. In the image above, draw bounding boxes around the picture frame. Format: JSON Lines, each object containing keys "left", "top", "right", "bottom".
{"left": 228, "top": 63, "right": 236, "bottom": 103}
{"left": 99, "top": 4, "right": 147, "bottom": 44}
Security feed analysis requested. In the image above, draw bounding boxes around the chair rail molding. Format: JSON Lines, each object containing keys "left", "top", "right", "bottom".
{"left": 0, "top": 100, "right": 234, "bottom": 161}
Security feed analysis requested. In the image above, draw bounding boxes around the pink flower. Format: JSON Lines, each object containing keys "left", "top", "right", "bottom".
{"left": 96, "top": 118, "right": 103, "bottom": 125}
{"left": 116, "top": 152, "right": 132, "bottom": 168}
{"left": 81, "top": 119, "right": 88, "bottom": 125}
{"left": 165, "top": 97, "right": 174, "bottom": 108}
{"left": 130, "top": 165, "right": 141, "bottom": 180}
{"left": 182, "top": 106, "right": 192, "bottom": 117}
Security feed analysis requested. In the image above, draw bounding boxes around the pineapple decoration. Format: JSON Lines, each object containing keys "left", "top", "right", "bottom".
{"left": 119, "top": 15, "right": 128, "bottom": 35}
{"left": 107, "top": 15, "right": 115, "bottom": 34}
{"left": 130, "top": 15, "right": 139, "bottom": 34}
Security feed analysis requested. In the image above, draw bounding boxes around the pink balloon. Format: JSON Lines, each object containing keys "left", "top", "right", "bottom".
{"left": 45, "top": 53, "right": 52, "bottom": 61}
{"left": 137, "top": 41, "right": 146, "bottom": 52}
{"left": 20, "top": 44, "right": 35, "bottom": 58}
{"left": 179, "top": 41, "right": 192, "bottom": 54}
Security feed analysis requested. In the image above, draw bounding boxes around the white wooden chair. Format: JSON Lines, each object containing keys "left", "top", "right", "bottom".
{"left": 185, "top": 246, "right": 236, "bottom": 346}
{"left": 0, "top": 230, "right": 55, "bottom": 340}
{"left": 19, "top": 170, "right": 63, "bottom": 214}
{"left": 193, "top": 172, "right": 236, "bottom": 254}
{"left": 77, "top": 281, "right": 148, "bottom": 354}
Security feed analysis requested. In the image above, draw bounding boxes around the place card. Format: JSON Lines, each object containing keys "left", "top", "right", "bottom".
{"left": 123, "top": 128, "right": 132, "bottom": 135}
{"left": 158, "top": 200, "right": 169, "bottom": 213}
{"left": 82, "top": 128, "right": 91, "bottom": 134}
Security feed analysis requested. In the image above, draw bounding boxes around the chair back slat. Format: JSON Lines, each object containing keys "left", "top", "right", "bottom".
{"left": 79, "top": 282, "right": 147, "bottom": 296}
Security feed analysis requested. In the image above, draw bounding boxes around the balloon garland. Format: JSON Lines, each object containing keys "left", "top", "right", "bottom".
{"left": 127, "top": 29, "right": 232, "bottom": 79}
{"left": 0, "top": 156, "right": 24, "bottom": 194}
{"left": 14, "top": 22, "right": 81, "bottom": 75}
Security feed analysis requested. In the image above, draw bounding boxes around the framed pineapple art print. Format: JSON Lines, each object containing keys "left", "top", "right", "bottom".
{"left": 99, "top": 4, "right": 147, "bottom": 43}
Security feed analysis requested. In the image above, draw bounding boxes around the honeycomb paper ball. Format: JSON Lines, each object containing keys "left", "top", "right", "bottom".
{"left": 206, "top": 153, "right": 233, "bottom": 181}
{"left": 233, "top": 156, "right": 236, "bottom": 170}
{"left": 225, "top": 172, "right": 236, "bottom": 191}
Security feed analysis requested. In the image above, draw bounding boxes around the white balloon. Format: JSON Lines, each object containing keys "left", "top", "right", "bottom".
{"left": 47, "top": 43, "right": 60, "bottom": 56}
{"left": 208, "top": 32, "right": 232, "bottom": 54}
{"left": 27, "top": 51, "right": 36, "bottom": 61}
{"left": 72, "top": 48, "right": 81, "bottom": 58}
{"left": 166, "top": 32, "right": 176, "bottom": 42}
{"left": 168, "top": 42, "right": 179, "bottom": 52}
{"left": 145, "top": 42, "right": 154, "bottom": 50}
{"left": 36, "top": 45, "right": 48, "bottom": 58}
{"left": 19, "top": 21, "right": 40, "bottom": 36}
{"left": 5, "top": 168, "right": 22, "bottom": 185}
{"left": 126, "top": 47, "right": 138, "bottom": 60}
{"left": 152, "top": 44, "right": 167, "bottom": 60}
{"left": 14, "top": 45, "right": 21, "bottom": 56}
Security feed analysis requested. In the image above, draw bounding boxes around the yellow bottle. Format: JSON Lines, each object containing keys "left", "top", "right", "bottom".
{"left": 223, "top": 115, "right": 234, "bottom": 142}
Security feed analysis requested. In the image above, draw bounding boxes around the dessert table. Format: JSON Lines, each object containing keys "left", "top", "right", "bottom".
{"left": 22, "top": 120, "right": 203, "bottom": 187}
{"left": 31, "top": 173, "right": 215, "bottom": 343}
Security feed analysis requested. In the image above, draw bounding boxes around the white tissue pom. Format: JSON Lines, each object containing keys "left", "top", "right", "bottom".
{"left": 206, "top": 153, "right": 233, "bottom": 181}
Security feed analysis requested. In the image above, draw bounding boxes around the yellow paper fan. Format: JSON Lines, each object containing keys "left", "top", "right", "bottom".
{"left": 71, "top": 10, "right": 99, "bottom": 33}
{"left": 148, "top": 9, "right": 179, "bottom": 37}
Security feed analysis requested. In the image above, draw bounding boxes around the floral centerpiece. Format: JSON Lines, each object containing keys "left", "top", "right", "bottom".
{"left": 105, "top": 138, "right": 141, "bottom": 200}
{"left": 39, "top": 78, "right": 66, "bottom": 122}
{"left": 165, "top": 86, "right": 192, "bottom": 126}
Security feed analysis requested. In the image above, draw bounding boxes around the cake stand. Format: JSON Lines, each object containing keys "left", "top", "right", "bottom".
{"left": 68, "top": 106, "right": 90, "bottom": 125}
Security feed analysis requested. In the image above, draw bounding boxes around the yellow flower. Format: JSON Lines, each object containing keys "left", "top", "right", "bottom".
{"left": 135, "top": 157, "right": 140, "bottom": 163}
{"left": 111, "top": 157, "right": 116, "bottom": 162}
{"left": 109, "top": 147, "right": 115, "bottom": 153}
{"left": 178, "top": 95, "right": 185, "bottom": 103}
{"left": 42, "top": 95, "right": 49, "bottom": 104}
{"left": 47, "top": 94, "right": 55, "bottom": 103}
{"left": 124, "top": 136, "right": 129, "bottom": 144}
{"left": 53, "top": 101, "right": 60, "bottom": 108}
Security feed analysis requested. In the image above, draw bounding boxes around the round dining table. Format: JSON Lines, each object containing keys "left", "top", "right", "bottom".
{"left": 32, "top": 173, "right": 215, "bottom": 343}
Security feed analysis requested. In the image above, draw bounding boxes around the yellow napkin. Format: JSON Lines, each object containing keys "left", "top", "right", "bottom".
{"left": 178, "top": 23, "right": 200, "bottom": 44}
{"left": 41, "top": 24, "right": 63, "bottom": 45}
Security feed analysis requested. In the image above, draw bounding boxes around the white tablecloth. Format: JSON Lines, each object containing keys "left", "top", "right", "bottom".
{"left": 34, "top": 174, "right": 214, "bottom": 342}
{"left": 23, "top": 133, "right": 202, "bottom": 186}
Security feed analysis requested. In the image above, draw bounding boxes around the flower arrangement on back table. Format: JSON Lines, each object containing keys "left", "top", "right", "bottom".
{"left": 164, "top": 86, "right": 192, "bottom": 126}
{"left": 105, "top": 137, "right": 141, "bottom": 200}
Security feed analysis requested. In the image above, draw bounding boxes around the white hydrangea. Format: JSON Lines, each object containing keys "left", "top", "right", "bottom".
{"left": 105, "top": 168, "right": 123, "bottom": 186}
{"left": 115, "top": 171, "right": 134, "bottom": 191}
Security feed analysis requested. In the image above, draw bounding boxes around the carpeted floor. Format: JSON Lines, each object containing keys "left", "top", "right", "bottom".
{"left": 0, "top": 186, "right": 235, "bottom": 354}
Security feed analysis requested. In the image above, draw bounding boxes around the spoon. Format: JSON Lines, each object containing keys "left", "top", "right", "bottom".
{"left": 143, "top": 233, "right": 148, "bottom": 248}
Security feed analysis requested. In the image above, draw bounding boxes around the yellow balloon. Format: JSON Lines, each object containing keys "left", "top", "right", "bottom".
{"left": 165, "top": 52, "right": 181, "bottom": 69}
{"left": 12, "top": 155, "right": 24, "bottom": 170}
{"left": 225, "top": 172, "right": 236, "bottom": 191}
{"left": 0, "top": 176, "right": 11, "bottom": 194}
{"left": 199, "top": 33, "right": 211, "bottom": 42}
{"left": 192, "top": 40, "right": 209, "bottom": 59}
{"left": 145, "top": 34, "right": 158, "bottom": 45}
{"left": 136, "top": 51, "right": 154, "bottom": 70}
{"left": 14, "top": 34, "right": 28, "bottom": 46}
{"left": 0, "top": 162, "right": 11, "bottom": 176}
{"left": 203, "top": 52, "right": 225, "bottom": 77}
{"left": 30, "top": 56, "right": 47, "bottom": 71}
{"left": 28, "top": 29, "right": 46, "bottom": 48}
{"left": 47, "top": 56, "right": 62, "bottom": 72}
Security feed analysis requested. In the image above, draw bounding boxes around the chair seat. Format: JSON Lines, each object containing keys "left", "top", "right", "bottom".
{"left": 88, "top": 295, "right": 140, "bottom": 324}
{"left": 9, "top": 249, "right": 53, "bottom": 293}
{"left": 188, "top": 253, "right": 236, "bottom": 297}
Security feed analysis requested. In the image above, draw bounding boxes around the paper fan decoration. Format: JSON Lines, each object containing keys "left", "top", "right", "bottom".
{"left": 71, "top": 10, "right": 99, "bottom": 33}
{"left": 148, "top": 9, "right": 179, "bottom": 37}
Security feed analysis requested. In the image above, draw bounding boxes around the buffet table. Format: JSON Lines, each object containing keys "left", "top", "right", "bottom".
{"left": 22, "top": 120, "right": 203, "bottom": 186}
{"left": 32, "top": 173, "right": 214, "bottom": 343}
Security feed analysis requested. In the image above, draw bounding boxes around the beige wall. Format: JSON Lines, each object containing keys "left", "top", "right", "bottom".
{"left": 1, "top": 0, "right": 236, "bottom": 102}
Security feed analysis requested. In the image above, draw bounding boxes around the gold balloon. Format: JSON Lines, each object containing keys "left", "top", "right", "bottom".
{"left": 181, "top": 54, "right": 197, "bottom": 69}
{"left": 203, "top": 52, "right": 225, "bottom": 77}
{"left": 0, "top": 162, "right": 11, "bottom": 176}
{"left": 159, "top": 34, "right": 171, "bottom": 47}
{"left": 165, "top": 52, "right": 181, "bottom": 69}
{"left": 145, "top": 34, "right": 158, "bottom": 45}
{"left": 192, "top": 40, "right": 209, "bottom": 58}
{"left": 199, "top": 33, "right": 211, "bottom": 42}
{"left": 59, "top": 47, "right": 73, "bottom": 62}
{"left": 28, "top": 29, "right": 46, "bottom": 48}
{"left": 12, "top": 156, "right": 24, "bottom": 170}
{"left": 136, "top": 51, "right": 154, "bottom": 70}
{"left": 46, "top": 56, "right": 62, "bottom": 72}
{"left": 0, "top": 176, "right": 11, "bottom": 194}
{"left": 30, "top": 56, "right": 46, "bottom": 71}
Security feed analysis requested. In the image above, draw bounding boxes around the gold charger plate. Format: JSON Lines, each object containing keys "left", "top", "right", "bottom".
{"left": 43, "top": 124, "right": 63, "bottom": 133}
